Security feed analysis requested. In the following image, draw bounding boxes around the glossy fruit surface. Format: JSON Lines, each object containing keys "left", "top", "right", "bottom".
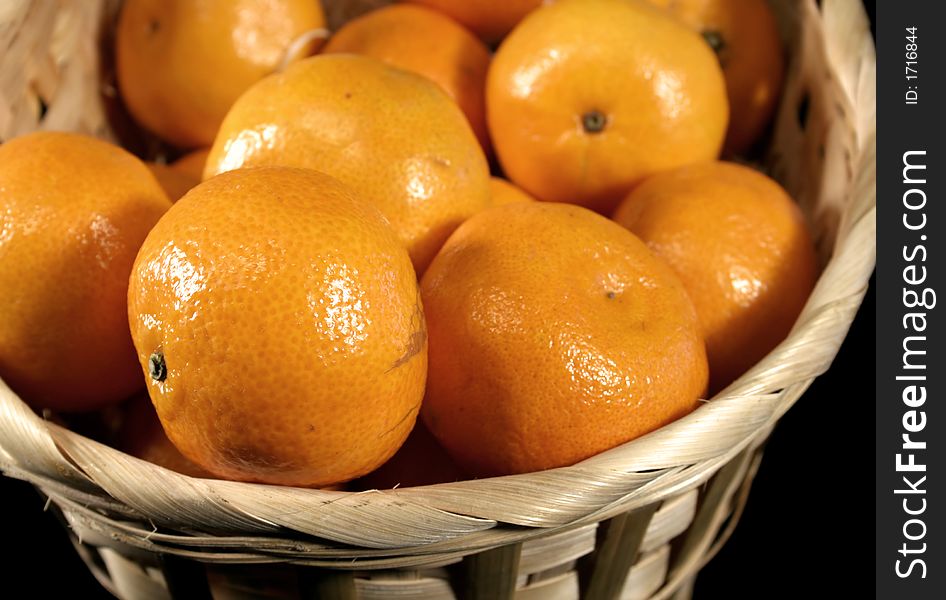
{"left": 128, "top": 167, "right": 427, "bottom": 486}
{"left": 421, "top": 202, "right": 708, "bottom": 476}
{"left": 324, "top": 4, "right": 492, "bottom": 154}
{"left": 0, "top": 132, "right": 171, "bottom": 411}
{"left": 206, "top": 55, "right": 490, "bottom": 273}
{"left": 648, "top": 0, "right": 784, "bottom": 154}
{"left": 487, "top": 0, "right": 728, "bottom": 214}
{"left": 116, "top": 0, "right": 326, "bottom": 147}
{"left": 613, "top": 161, "right": 817, "bottom": 391}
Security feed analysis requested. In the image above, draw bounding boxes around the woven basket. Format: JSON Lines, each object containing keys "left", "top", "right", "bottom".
{"left": 0, "top": 0, "right": 875, "bottom": 598}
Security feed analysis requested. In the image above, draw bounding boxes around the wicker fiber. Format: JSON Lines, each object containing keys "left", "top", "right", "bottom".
{"left": 0, "top": 0, "right": 875, "bottom": 598}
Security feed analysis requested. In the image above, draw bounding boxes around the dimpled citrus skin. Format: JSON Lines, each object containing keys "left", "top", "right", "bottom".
{"left": 405, "top": 0, "right": 543, "bottom": 44}
{"left": 0, "top": 132, "right": 171, "bottom": 412}
{"left": 647, "top": 0, "right": 784, "bottom": 155}
{"left": 128, "top": 167, "right": 427, "bottom": 487}
{"left": 488, "top": 177, "right": 536, "bottom": 207}
{"left": 323, "top": 4, "right": 492, "bottom": 155}
{"left": 206, "top": 55, "right": 490, "bottom": 273}
{"left": 613, "top": 161, "right": 817, "bottom": 392}
{"left": 487, "top": 0, "right": 728, "bottom": 214}
{"left": 420, "top": 202, "right": 708, "bottom": 476}
{"left": 116, "top": 0, "right": 326, "bottom": 148}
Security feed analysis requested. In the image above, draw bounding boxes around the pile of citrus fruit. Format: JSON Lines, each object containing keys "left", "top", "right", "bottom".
{"left": 0, "top": 0, "right": 815, "bottom": 489}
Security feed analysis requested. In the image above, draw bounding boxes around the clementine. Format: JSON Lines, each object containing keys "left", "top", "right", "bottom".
{"left": 647, "top": 0, "right": 785, "bottom": 155}
{"left": 116, "top": 0, "right": 326, "bottom": 148}
{"left": 128, "top": 167, "right": 427, "bottom": 487}
{"left": 323, "top": 4, "right": 492, "bottom": 155}
{"left": 420, "top": 202, "right": 708, "bottom": 476}
{"left": 486, "top": 0, "right": 728, "bottom": 214}
{"left": 405, "top": 0, "right": 543, "bottom": 44}
{"left": 0, "top": 132, "right": 171, "bottom": 411}
{"left": 206, "top": 54, "right": 490, "bottom": 273}
{"left": 613, "top": 161, "right": 818, "bottom": 392}
{"left": 118, "top": 394, "right": 348, "bottom": 489}
{"left": 489, "top": 177, "right": 535, "bottom": 206}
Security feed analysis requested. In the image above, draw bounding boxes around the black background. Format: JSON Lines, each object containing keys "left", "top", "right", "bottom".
{"left": 0, "top": 1, "right": 878, "bottom": 598}
{"left": 698, "top": 280, "right": 874, "bottom": 597}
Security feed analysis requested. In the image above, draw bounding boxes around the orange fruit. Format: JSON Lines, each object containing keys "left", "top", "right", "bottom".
{"left": 171, "top": 148, "right": 210, "bottom": 181}
{"left": 613, "top": 161, "right": 817, "bottom": 392}
{"left": 405, "top": 0, "right": 544, "bottom": 44}
{"left": 119, "top": 394, "right": 216, "bottom": 478}
{"left": 420, "top": 202, "right": 708, "bottom": 476}
{"left": 118, "top": 394, "right": 346, "bottom": 488}
{"left": 147, "top": 148, "right": 213, "bottom": 200}
{"left": 0, "top": 132, "right": 171, "bottom": 412}
{"left": 206, "top": 54, "right": 490, "bottom": 273}
{"left": 147, "top": 162, "right": 199, "bottom": 201}
{"left": 647, "top": 0, "right": 784, "bottom": 155}
{"left": 486, "top": 0, "right": 728, "bottom": 214}
{"left": 116, "top": 0, "right": 326, "bottom": 148}
{"left": 323, "top": 4, "right": 492, "bottom": 155}
{"left": 127, "top": 167, "right": 427, "bottom": 487}
{"left": 489, "top": 177, "right": 536, "bottom": 206}
{"left": 354, "top": 421, "right": 467, "bottom": 490}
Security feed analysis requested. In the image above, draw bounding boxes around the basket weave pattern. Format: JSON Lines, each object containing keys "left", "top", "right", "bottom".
{"left": 0, "top": 0, "right": 875, "bottom": 598}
